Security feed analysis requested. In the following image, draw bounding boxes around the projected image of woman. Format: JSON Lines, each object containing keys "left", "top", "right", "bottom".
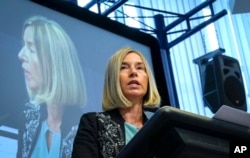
{"left": 16, "top": 16, "right": 87, "bottom": 158}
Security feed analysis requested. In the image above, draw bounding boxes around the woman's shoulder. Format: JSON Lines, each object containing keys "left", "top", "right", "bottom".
{"left": 80, "top": 110, "right": 123, "bottom": 130}
{"left": 78, "top": 111, "right": 106, "bottom": 129}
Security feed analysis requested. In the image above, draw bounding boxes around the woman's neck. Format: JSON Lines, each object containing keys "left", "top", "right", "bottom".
{"left": 119, "top": 103, "right": 143, "bottom": 128}
{"left": 46, "top": 104, "right": 64, "bottom": 133}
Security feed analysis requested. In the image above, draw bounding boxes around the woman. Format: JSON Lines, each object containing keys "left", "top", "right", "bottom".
{"left": 72, "top": 47, "right": 161, "bottom": 158}
{"left": 17, "top": 16, "right": 87, "bottom": 158}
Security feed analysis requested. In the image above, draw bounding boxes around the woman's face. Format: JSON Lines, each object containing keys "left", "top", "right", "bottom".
{"left": 119, "top": 52, "right": 148, "bottom": 102}
{"left": 18, "top": 26, "right": 42, "bottom": 92}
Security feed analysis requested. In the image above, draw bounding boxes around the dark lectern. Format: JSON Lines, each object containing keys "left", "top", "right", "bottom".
{"left": 116, "top": 106, "right": 250, "bottom": 158}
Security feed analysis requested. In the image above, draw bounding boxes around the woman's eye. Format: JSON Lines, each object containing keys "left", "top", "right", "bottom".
{"left": 23, "top": 45, "right": 34, "bottom": 54}
{"left": 137, "top": 66, "right": 145, "bottom": 70}
{"left": 28, "top": 48, "right": 34, "bottom": 53}
{"left": 120, "top": 65, "right": 128, "bottom": 70}
{"left": 24, "top": 46, "right": 32, "bottom": 53}
{"left": 25, "top": 42, "right": 36, "bottom": 53}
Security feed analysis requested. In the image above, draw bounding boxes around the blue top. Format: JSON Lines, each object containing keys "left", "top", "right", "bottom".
{"left": 124, "top": 122, "right": 140, "bottom": 144}
{"left": 31, "top": 120, "right": 61, "bottom": 158}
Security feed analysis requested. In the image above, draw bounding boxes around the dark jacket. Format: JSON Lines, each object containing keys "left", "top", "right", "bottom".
{"left": 17, "top": 102, "right": 83, "bottom": 158}
{"left": 72, "top": 108, "right": 150, "bottom": 158}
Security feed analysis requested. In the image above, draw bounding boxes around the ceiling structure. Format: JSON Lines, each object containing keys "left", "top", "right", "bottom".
{"left": 69, "top": 0, "right": 227, "bottom": 48}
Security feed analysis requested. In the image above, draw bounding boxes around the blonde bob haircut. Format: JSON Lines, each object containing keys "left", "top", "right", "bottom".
{"left": 23, "top": 16, "right": 87, "bottom": 107}
{"left": 102, "top": 47, "right": 161, "bottom": 111}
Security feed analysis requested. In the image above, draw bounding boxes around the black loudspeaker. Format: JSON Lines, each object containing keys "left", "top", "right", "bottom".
{"left": 202, "top": 54, "right": 246, "bottom": 113}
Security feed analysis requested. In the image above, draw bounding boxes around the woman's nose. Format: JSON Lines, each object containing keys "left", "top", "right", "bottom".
{"left": 18, "top": 47, "right": 27, "bottom": 62}
{"left": 129, "top": 67, "right": 138, "bottom": 77}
